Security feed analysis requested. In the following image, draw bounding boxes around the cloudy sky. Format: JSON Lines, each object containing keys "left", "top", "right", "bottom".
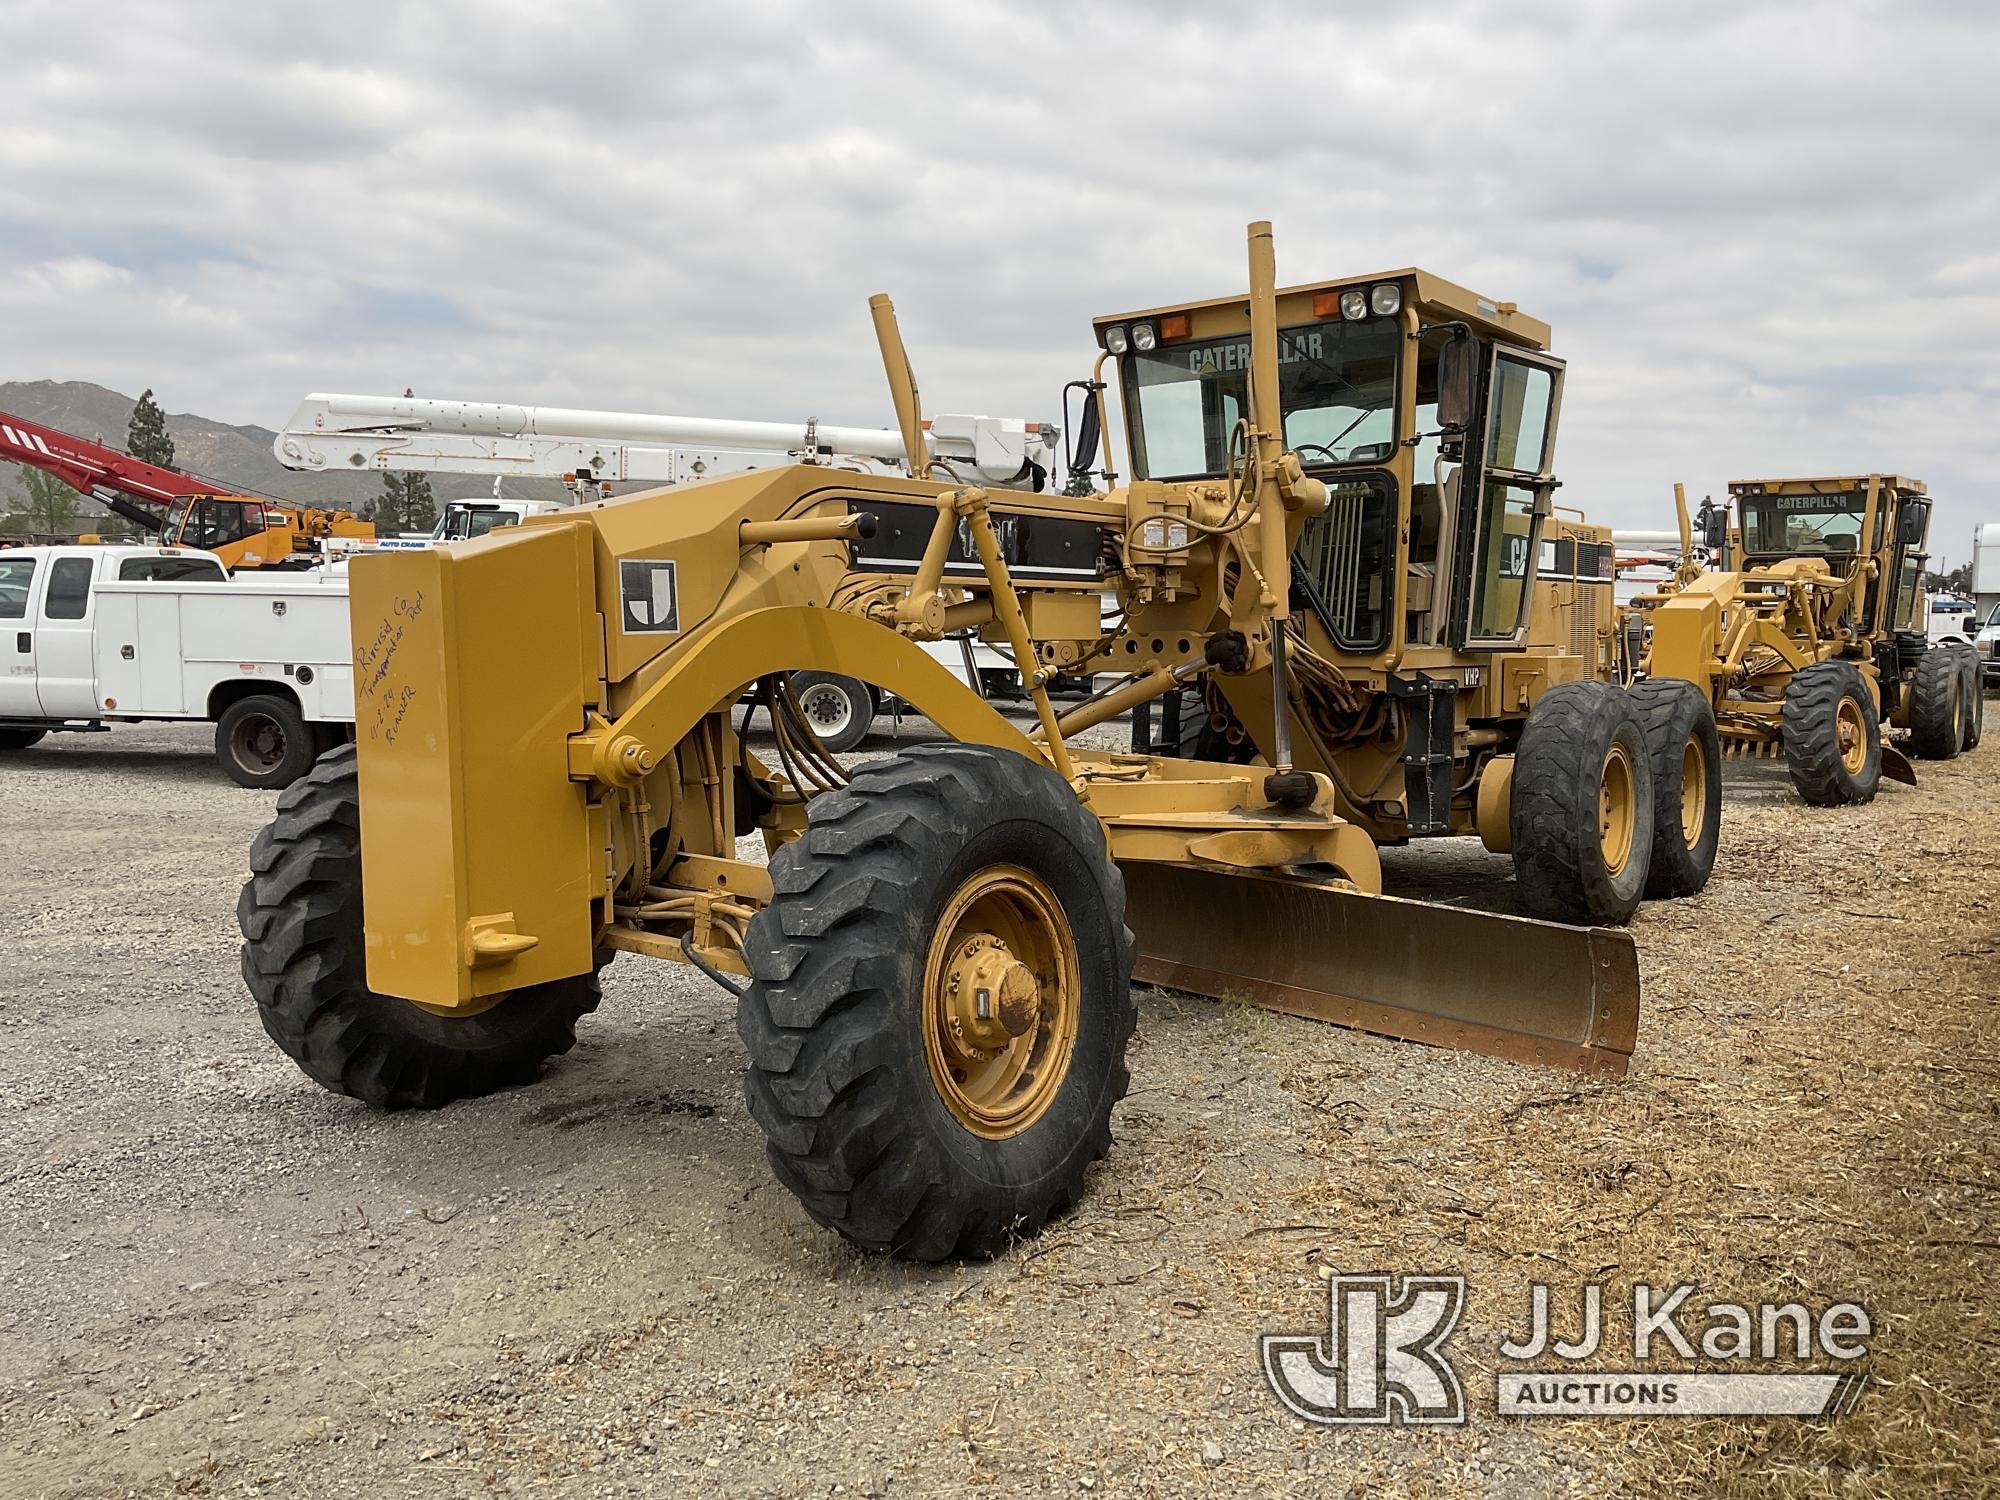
{"left": 2, "top": 0, "right": 1995, "bottom": 558}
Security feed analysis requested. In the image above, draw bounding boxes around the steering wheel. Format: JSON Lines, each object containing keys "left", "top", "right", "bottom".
{"left": 1293, "top": 443, "right": 1340, "bottom": 463}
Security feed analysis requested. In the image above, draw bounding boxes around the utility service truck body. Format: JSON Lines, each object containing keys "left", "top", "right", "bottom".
{"left": 0, "top": 544, "right": 354, "bottom": 787}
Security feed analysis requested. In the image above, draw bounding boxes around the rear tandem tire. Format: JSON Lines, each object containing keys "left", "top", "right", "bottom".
{"left": 1957, "top": 645, "right": 1983, "bottom": 750}
{"left": 736, "top": 743, "right": 1136, "bottom": 1261}
{"left": 0, "top": 728, "right": 47, "bottom": 751}
{"left": 1907, "top": 648, "right": 1963, "bottom": 761}
{"left": 1170, "top": 688, "right": 1255, "bottom": 764}
{"left": 237, "top": 744, "right": 602, "bottom": 1108}
{"left": 1625, "top": 678, "right": 1722, "bottom": 899}
{"left": 1781, "top": 660, "right": 1882, "bottom": 805}
{"left": 1510, "top": 681, "right": 1656, "bottom": 927}
{"left": 216, "top": 693, "right": 320, "bottom": 789}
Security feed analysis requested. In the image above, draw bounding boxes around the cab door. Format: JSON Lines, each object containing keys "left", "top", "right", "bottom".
{"left": 1447, "top": 347, "right": 1566, "bottom": 649}
{"left": 34, "top": 554, "right": 100, "bottom": 717}
{"left": 0, "top": 552, "right": 41, "bottom": 718}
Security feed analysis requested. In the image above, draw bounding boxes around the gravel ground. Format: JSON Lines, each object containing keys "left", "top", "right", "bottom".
{"left": 1, "top": 705, "right": 1994, "bottom": 1499}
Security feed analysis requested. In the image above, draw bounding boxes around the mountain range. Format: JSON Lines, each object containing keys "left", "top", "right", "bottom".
{"left": 0, "top": 380, "right": 580, "bottom": 515}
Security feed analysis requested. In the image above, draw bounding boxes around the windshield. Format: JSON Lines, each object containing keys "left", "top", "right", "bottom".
{"left": 1124, "top": 318, "right": 1400, "bottom": 480}
{"left": 434, "top": 505, "right": 519, "bottom": 542}
{"left": 1739, "top": 490, "right": 1873, "bottom": 558}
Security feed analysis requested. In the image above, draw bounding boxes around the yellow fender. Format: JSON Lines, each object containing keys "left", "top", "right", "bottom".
{"left": 588, "top": 605, "right": 1040, "bottom": 781}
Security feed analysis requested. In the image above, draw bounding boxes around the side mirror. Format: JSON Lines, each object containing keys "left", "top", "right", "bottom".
{"left": 1070, "top": 389, "right": 1101, "bottom": 475}
{"left": 1700, "top": 499, "right": 1728, "bottom": 553}
{"left": 1897, "top": 499, "right": 1930, "bottom": 548}
{"left": 1437, "top": 330, "right": 1478, "bottom": 434}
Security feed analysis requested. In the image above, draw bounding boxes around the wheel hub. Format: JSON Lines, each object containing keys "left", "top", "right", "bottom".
{"left": 1836, "top": 698, "right": 1867, "bottom": 774}
{"left": 943, "top": 935, "right": 1041, "bottom": 1057}
{"left": 799, "top": 685, "right": 850, "bottom": 731}
{"left": 920, "top": 866, "right": 1081, "bottom": 1139}
{"left": 232, "top": 715, "right": 285, "bottom": 773}
{"left": 1679, "top": 738, "right": 1708, "bottom": 845}
{"left": 1598, "top": 742, "right": 1636, "bottom": 877}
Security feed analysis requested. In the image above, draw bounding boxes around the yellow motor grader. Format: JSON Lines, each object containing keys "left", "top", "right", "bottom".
{"left": 239, "top": 223, "right": 1715, "bottom": 1260}
{"left": 1636, "top": 475, "right": 1981, "bottom": 805}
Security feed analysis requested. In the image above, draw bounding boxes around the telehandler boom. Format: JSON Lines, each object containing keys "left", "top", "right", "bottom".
{"left": 0, "top": 408, "right": 373, "bottom": 569}
{"left": 240, "top": 223, "right": 1705, "bottom": 1260}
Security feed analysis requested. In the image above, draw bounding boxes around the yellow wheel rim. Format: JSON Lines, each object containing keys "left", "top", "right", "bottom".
{"left": 1599, "top": 742, "right": 1637, "bottom": 877}
{"left": 1836, "top": 697, "right": 1868, "bottom": 775}
{"left": 1679, "top": 735, "right": 1709, "bottom": 847}
{"left": 921, "top": 866, "right": 1080, "bottom": 1140}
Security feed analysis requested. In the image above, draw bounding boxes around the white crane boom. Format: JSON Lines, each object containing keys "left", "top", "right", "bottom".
{"left": 273, "top": 393, "right": 1058, "bottom": 492}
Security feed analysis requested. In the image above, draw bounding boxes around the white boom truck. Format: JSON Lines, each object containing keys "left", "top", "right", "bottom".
{"left": 273, "top": 393, "right": 1057, "bottom": 493}
{"left": 272, "top": 392, "right": 1069, "bottom": 750}
{"left": 0, "top": 544, "right": 356, "bottom": 787}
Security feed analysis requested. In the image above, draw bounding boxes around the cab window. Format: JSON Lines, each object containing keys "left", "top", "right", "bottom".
{"left": 1469, "top": 483, "right": 1537, "bottom": 639}
{"left": 1125, "top": 318, "right": 1401, "bottom": 480}
{"left": 0, "top": 556, "right": 35, "bottom": 619}
{"left": 119, "top": 555, "right": 228, "bottom": 582}
{"left": 1294, "top": 475, "right": 1395, "bottom": 652}
{"left": 1463, "top": 350, "right": 1564, "bottom": 646}
{"left": 185, "top": 499, "right": 258, "bottom": 548}
{"left": 44, "top": 557, "right": 94, "bottom": 620}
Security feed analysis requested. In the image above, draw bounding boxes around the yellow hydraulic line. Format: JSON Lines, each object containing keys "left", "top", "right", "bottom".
{"left": 1244, "top": 219, "right": 1302, "bottom": 781}
{"left": 958, "top": 488, "right": 1074, "bottom": 781}
{"left": 1245, "top": 221, "right": 1289, "bottom": 626}
{"left": 893, "top": 491, "right": 962, "bottom": 629}
{"left": 1857, "top": 473, "right": 1883, "bottom": 634}
{"left": 1047, "top": 659, "right": 1203, "bottom": 742}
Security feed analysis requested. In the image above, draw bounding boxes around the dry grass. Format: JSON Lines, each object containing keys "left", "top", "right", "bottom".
{"left": 1212, "top": 756, "right": 2000, "bottom": 1497}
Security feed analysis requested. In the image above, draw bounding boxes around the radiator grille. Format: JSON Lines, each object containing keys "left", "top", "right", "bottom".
{"left": 1568, "top": 584, "right": 1601, "bottom": 662}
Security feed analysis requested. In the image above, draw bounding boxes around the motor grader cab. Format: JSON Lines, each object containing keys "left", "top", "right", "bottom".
{"left": 239, "top": 224, "right": 1709, "bottom": 1262}
{"left": 1099, "top": 269, "right": 1703, "bottom": 902}
{"left": 1638, "top": 475, "right": 1980, "bottom": 806}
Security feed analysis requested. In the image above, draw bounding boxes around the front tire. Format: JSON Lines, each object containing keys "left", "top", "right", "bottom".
{"left": 1782, "top": 661, "right": 1881, "bottom": 805}
{"left": 1626, "top": 678, "right": 1721, "bottom": 899}
{"left": 216, "top": 693, "right": 319, "bottom": 789}
{"left": 238, "top": 744, "right": 602, "bottom": 1108}
{"left": 1510, "top": 681, "right": 1656, "bottom": 926}
{"left": 0, "top": 728, "right": 47, "bottom": 751}
{"left": 737, "top": 743, "right": 1135, "bottom": 1260}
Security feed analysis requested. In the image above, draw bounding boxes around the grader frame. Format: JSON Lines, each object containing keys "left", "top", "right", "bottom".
{"left": 240, "top": 222, "right": 1705, "bottom": 1259}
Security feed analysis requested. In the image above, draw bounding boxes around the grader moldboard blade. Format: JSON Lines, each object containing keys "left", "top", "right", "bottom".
{"left": 1882, "top": 742, "right": 1918, "bottom": 787}
{"left": 1121, "top": 863, "right": 1640, "bottom": 1077}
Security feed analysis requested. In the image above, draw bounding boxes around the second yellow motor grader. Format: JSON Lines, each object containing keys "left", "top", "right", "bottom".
{"left": 1636, "top": 475, "right": 1981, "bottom": 805}
{"left": 239, "top": 223, "right": 1713, "bottom": 1260}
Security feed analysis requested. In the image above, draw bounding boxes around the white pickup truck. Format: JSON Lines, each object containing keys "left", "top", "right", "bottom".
{"left": 0, "top": 544, "right": 354, "bottom": 788}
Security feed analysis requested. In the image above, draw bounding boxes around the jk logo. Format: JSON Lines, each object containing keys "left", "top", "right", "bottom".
{"left": 1260, "top": 1274, "right": 1467, "bottom": 1425}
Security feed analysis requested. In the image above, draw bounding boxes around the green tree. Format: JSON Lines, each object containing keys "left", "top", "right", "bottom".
{"left": 375, "top": 471, "right": 438, "bottom": 534}
{"left": 4, "top": 465, "right": 80, "bottom": 536}
{"left": 127, "top": 388, "right": 177, "bottom": 469}
{"left": 1926, "top": 561, "right": 1973, "bottom": 595}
